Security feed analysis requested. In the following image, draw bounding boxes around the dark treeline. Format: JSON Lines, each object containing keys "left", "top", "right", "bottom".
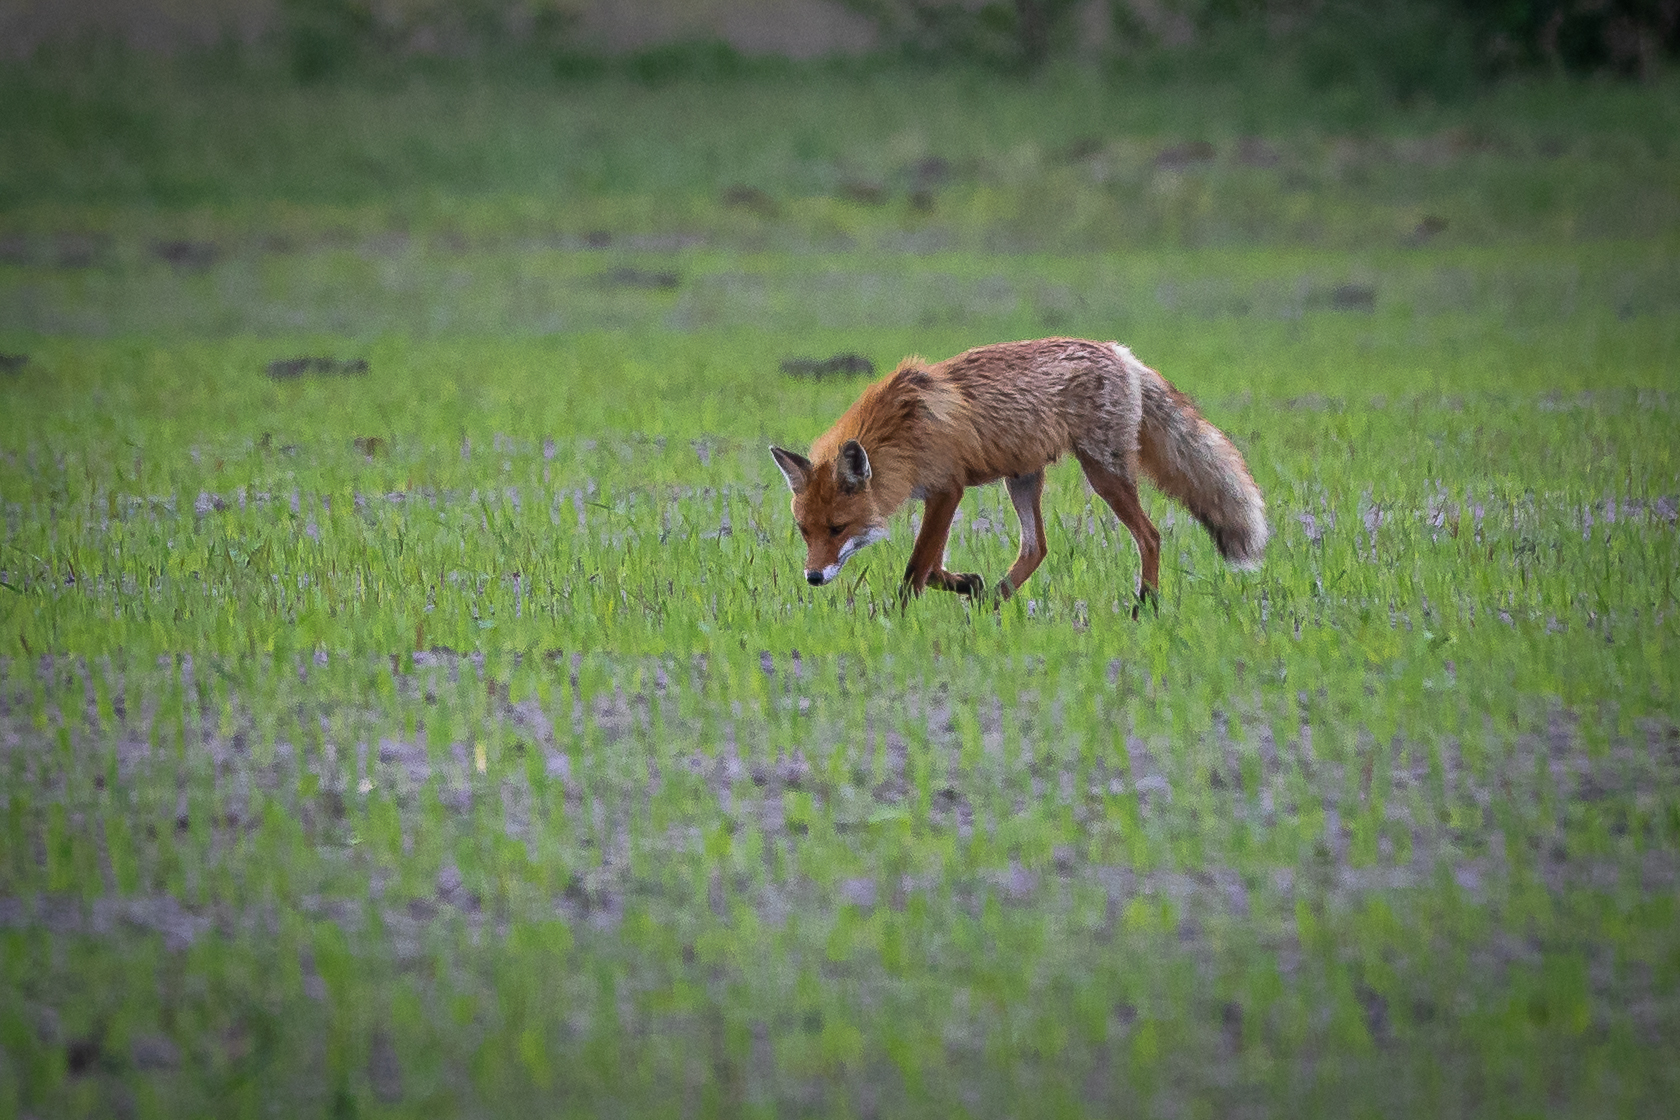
{"left": 25, "top": 0, "right": 1680, "bottom": 93}
{"left": 278, "top": 0, "right": 1679, "bottom": 85}
{"left": 900, "top": 0, "right": 1680, "bottom": 76}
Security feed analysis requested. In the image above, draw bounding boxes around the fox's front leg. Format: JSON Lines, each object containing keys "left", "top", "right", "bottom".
{"left": 898, "top": 489, "right": 984, "bottom": 602}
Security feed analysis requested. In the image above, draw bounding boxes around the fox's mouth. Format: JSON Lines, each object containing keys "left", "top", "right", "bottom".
{"left": 805, "top": 527, "right": 888, "bottom": 586}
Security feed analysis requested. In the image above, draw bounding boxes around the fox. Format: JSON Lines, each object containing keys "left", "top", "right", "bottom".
{"left": 769, "top": 337, "right": 1266, "bottom": 613}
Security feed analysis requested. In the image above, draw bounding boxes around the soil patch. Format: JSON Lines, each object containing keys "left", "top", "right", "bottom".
{"left": 597, "top": 267, "right": 681, "bottom": 290}
{"left": 266, "top": 357, "right": 370, "bottom": 380}
{"left": 151, "top": 239, "right": 220, "bottom": 270}
{"left": 723, "top": 185, "right": 779, "bottom": 217}
{"left": 780, "top": 352, "right": 875, "bottom": 379}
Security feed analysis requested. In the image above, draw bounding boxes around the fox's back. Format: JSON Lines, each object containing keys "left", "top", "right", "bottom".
{"left": 919, "top": 337, "right": 1132, "bottom": 482}
{"left": 932, "top": 336, "right": 1120, "bottom": 407}
{"left": 815, "top": 337, "right": 1142, "bottom": 498}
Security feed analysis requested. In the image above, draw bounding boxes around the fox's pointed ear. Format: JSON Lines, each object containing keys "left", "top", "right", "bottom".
{"left": 836, "top": 439, "right": 871, "bottom": 493}
{"left": 770, "top": 446, "right": 812, "bottom": 494}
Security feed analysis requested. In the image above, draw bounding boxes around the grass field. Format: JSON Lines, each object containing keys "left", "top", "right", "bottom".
{"left": 2, "top": 56, "right": 1679, "bottom": 1118}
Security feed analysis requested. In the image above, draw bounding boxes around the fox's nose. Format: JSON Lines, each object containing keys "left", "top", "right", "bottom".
{"left": 806, "top": 570, "right": 825, "bottom": 586}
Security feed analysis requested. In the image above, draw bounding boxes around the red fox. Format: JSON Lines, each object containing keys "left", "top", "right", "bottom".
{"left": 770, "top": 338, "right": 1266, "bottom": 612}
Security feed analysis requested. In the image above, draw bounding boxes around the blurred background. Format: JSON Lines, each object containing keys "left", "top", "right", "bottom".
{"left": 4, "top": 0, "right": 1679, "bottom": 76}
{"left": 3, "top": 0, "right": 1678, "bottom": 344}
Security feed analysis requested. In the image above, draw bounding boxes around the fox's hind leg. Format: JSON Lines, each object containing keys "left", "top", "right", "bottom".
{"left": 1074, "top": 451, "right": 1161, "bottom": 617}
{"left": 993, "top": 471, "right": 1047, "bottom": 601}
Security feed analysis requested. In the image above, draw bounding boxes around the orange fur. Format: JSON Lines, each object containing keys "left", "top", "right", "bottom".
{"left": 770, "top": 338, "right": 1266, "bottom": 607}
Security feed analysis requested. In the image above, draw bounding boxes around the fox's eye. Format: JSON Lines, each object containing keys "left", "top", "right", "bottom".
{"left": 828, "top": 524, "right": 844, "bottom": 538}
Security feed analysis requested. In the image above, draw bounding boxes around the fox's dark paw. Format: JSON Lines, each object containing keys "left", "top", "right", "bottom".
{"left": 952, "top": 573, "right": 985, "bottom": 598}
{"left": 1130, "top": 586, "right": 1161, "bottom": 621}
{"left": 990, "top": 575, "right": 1016, "bottom": 603}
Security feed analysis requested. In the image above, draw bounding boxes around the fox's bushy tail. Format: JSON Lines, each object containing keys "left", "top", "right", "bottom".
{"left": 1125, "top": 349, "right": 1268, "bottom": 569}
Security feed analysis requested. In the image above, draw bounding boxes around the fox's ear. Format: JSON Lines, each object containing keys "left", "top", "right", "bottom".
{"left": 769, "top": 446, "right": 812, "bottom": 494}
{"left": 836, "top": 439, "right": 871, "bottom": 493}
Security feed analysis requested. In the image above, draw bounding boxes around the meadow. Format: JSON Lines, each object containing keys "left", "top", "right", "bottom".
{"left": 1, "top": 54, "right": 1678, "bottom": 1118}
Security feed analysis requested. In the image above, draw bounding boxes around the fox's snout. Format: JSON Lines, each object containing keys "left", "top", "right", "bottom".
{"left": 801, "top": 527, "right": 887, "bottom": 588}
{"left": 805, "top": 563, "right": 843, "bottom": 587}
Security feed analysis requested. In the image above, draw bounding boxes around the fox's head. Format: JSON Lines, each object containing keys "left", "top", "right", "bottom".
{"left": 770, "top": 440, "right": 889, "bottom": 587}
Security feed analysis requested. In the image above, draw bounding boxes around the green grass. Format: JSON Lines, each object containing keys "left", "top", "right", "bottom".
{"left": 1, "top": 57, "right": 1678, "bottom": 1118}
